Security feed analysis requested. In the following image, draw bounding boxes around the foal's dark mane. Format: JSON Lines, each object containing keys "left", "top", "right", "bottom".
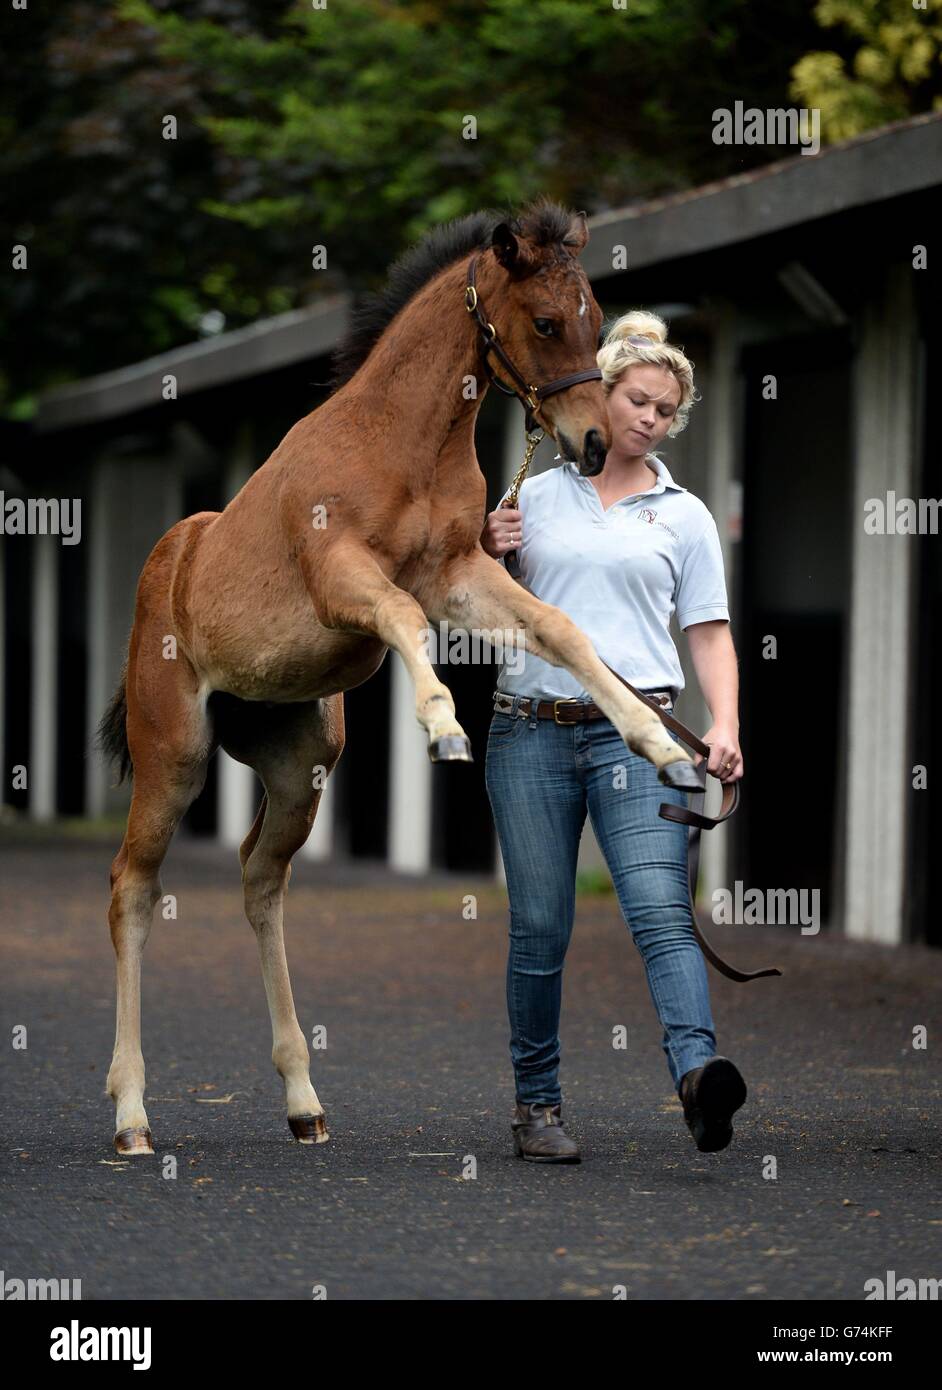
{"left": 327, "top": 197, "right": 584, "bottom": 394}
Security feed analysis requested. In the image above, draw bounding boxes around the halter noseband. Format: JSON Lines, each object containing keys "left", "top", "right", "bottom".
{"left": 464, "top": 253, "right": 603, "bottom": 433}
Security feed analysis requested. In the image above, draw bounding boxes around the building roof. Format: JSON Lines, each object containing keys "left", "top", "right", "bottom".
{"left": 37, "top": 112, "right": 942, "bottom": 432}
{"left": 582, "top": 111, "right": 940, "bottom": 279}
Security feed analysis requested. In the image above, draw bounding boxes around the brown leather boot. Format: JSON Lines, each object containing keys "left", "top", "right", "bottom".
{"left": 679, "top": 1056, "right": 747, "bottom": 1153}
{"left": 511, "top": 1100, "right": 581, "bottom": 1163}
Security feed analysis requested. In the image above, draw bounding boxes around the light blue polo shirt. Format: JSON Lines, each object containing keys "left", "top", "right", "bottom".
{"left": 495, "top": 453, "right": 729, "bottom": 701}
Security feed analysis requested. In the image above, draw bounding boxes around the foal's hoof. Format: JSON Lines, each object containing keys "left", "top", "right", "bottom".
{"left": 658, "top": 758, "right": 703, "bottom": 792}
{"left": 114, "top": 1126, "right": 154, "bottom": 1156}
{"left": 289, "top": 1114, "right": 329, "bottom": 1144}
{"left": 428, "top": 734, "right": 473, "bottom": 763}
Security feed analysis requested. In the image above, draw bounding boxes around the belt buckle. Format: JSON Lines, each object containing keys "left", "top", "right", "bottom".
{"left": 553, "top": 698, "right": 581, "bottom": 725}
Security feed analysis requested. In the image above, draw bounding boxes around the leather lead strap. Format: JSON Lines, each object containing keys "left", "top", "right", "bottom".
{"left": 602, "top": 666, "right": 780, "bottom": 982}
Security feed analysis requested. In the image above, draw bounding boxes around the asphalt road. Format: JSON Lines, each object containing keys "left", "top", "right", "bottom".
{"left": 2, "top": 834, "right": 940, "bottom": 1301}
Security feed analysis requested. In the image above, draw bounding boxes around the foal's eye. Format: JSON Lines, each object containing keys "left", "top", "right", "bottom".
{"left": 533, "top": 318, "right": 555, "bottom": 337}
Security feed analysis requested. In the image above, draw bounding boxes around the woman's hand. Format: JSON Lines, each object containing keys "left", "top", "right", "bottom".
{"left": 694, "top": 724, "right": 743, "bottom": 783}
{"left": 480, "top": 503, "right": 523, "bottom": 560}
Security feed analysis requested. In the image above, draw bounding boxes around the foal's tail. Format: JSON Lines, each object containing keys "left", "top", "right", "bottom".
{"left": 96, "top": 665, "right": 132, "bottom": 785}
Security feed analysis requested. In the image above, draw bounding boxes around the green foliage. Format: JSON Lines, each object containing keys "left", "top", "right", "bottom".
{"left": 791, "top": 0, "right": 942, "bottom": 140}
{"left": 4, "top": 0, "right": 904, "bottom": 411}
{"left": 0, "top": 0, "right": 308, "bottom": 413}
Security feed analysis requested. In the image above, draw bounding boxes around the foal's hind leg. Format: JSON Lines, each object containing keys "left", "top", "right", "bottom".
{"left": 218, "top": 694, "right": 344, "bottom": 1144}
{"left": 107, "top": 640, "right": 212, "bottom": 1154}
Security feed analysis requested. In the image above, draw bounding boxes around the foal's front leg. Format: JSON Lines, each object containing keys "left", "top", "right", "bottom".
{"left": 306, "top": 546, "right": 472, "bottom": 761}
{"left": 428, "top": 547, "right": 699, "bottom": 785}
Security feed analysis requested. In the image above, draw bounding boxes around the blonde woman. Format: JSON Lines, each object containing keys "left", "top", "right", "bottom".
{"left": 480, "top": 311, "right": 746, "bottom": 1163}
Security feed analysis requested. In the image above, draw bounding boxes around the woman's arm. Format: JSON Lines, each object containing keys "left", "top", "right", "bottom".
{"left": 685, "top": 619, "right": 743, "bottom": 782}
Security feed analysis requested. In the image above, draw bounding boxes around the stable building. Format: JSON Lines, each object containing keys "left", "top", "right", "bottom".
{"left": 2, "top": 112, "right": 939, "bottom": 947}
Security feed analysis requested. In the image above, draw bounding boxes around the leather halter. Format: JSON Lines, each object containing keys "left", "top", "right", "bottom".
{"left": 464, "top": 253, "right": 603, "bottom": 432}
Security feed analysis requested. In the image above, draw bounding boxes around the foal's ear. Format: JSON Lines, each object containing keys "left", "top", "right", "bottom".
{"left": 564, "top": 211, "right": 589, "bottom": 253}
{"left": 491, "top": 222, "right": 538, "bottom": 276}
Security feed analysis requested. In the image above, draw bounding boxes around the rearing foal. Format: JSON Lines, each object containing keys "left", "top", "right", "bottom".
{"left": 98, "top": 199, "right": 697, "bottom": 1155}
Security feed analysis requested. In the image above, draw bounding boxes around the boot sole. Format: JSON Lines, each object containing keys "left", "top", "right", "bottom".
{"left": 513, "top": 1136, "right": 581, "bottom": 1163}
{"left": 686, "top": 1057, "right": 747, "bottom": 1153}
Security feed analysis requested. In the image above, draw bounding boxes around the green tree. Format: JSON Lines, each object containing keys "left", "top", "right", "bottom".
{"left": 791, "top": 0, "right": 942, "bottom": 141}
{"left": 119, "top": 0, "right": 822, "bottom": 265}
{"left": 2, "top": 0, "right": 828, "bottom": 412}
{"left": 0, "top": 0, "right": 303, "bottom": 415}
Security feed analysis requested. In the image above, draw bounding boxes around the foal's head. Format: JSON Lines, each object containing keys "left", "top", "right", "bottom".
{"left": 484, "top": 209, "right": 610, "bottom": 475}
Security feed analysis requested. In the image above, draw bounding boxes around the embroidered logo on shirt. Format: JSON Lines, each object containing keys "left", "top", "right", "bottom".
{"left": 636, "top": 507, "right": 680, "bottom": 542}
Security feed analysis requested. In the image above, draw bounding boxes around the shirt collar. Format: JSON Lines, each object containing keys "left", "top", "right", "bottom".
{"left": 560, "top": 452, "right": 686, "bottom": 497}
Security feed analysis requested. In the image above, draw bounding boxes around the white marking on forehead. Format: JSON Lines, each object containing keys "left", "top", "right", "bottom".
{"left": 578, "top": 292, "right": 587, "bottom": 317}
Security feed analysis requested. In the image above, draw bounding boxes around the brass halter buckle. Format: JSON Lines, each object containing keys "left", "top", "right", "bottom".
{"left": 553, "top": 698, "right": 582, "bottom": 725}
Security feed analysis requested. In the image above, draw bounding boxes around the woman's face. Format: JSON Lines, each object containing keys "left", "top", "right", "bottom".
{"left": 607, "top": 364, "right": 682, "bottom": 457}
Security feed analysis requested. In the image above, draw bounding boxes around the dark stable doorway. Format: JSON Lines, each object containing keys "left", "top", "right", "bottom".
{"left": 908, "top": 330, "right": 939, "bottom": 947}
{"left": 738, "top": 331, "right": 852, "bottom": 928}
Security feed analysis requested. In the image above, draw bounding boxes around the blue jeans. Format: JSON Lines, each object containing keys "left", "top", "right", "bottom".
{"left": 484, "top": 694, "right": 717, "bottom": 1105}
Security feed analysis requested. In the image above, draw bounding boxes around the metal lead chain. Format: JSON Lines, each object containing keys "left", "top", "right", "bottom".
{"left": 504, "top": 427, "right": 544, "bottom": 509}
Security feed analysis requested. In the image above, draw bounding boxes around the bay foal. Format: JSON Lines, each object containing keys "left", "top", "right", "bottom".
{"left": 98, "top": 200, "right": 697, "bottom": 1154}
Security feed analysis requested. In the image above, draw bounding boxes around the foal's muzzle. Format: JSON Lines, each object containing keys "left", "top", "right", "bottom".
{"left": 558, "top": 427, "right": 606, "bottom": 477}
{"left": 578, "top": 429, "right": 607, "bottom": 476}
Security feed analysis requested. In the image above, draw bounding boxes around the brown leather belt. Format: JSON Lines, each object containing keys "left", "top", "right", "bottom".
{"left": 493, "top": 689, "right": 673, "bottom": 723}
{"left": 490, "top": 683, "right": 781, "bottom": 985}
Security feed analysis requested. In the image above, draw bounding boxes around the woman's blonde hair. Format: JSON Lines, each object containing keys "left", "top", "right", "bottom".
{"left": 596, "top": 310, "right": 699, "bottom": 436}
